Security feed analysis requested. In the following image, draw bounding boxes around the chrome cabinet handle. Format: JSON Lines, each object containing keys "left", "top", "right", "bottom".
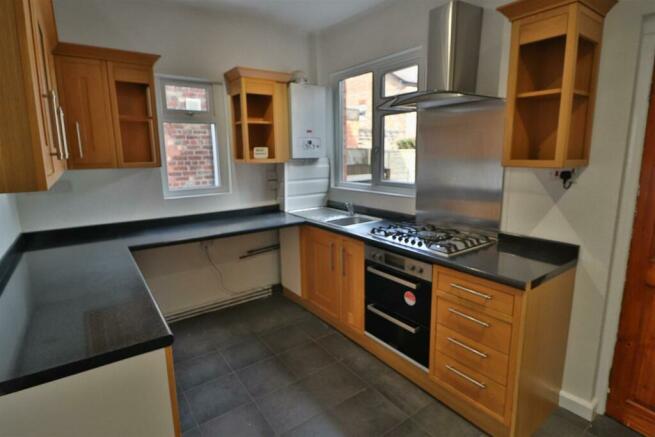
{"left": 46, "top": 90, "right": 63, "bottom": 159}
{"left": 75, "top": 121, "right": 84, "bottom": 158}
{"left": 366, "top": 266, "right": 417, "bottom": 290}
{"left": 448, "top": 308, "right": 490, "bottom": 328}
{"left": 447, "top": 337, "right": 487, "bottom": 358}
{"left": 57, "top": 107, "right": 69, "bottom": 159}
{"left": 450, "top": 283, "right": 492, "bottom": 300}
{"left": 445, "top": 364, "right": 486, "bottom": 389}
{"left": 341, "top": 247, "right": 346, "bottom": 277}
{"left": 366, "top": 304, "right": 418, "bottom": 334}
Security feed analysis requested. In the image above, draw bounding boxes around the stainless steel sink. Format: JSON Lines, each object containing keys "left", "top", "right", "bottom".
{"left": 326, "top": 216, "right": 378, "bottom": 227}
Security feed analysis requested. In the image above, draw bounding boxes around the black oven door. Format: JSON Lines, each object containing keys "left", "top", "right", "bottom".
{"left": 364, "top": 261, "right": 432, "bottom": 369}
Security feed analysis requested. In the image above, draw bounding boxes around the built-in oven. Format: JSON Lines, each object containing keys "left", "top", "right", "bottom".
{"left": 364, "top": 245, "right": 433, "bottom": 371}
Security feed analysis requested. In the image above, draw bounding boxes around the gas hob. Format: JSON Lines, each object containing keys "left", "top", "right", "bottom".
{"left": 369, "top": 223, "right": 496, "bottom": 257}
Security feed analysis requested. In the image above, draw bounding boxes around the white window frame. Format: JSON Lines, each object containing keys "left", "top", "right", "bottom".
{"left": 156, "top": 74, "right": 232, "bottom": 199}
{"left": 331, "top": 47, "right": 425, "bottom": 195}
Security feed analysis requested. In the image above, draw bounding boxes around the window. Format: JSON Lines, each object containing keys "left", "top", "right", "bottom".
{"left": 157, "top": 76, "right": 230, "bottom": 198}
{"left": 334, "top": 49, "right": 422, "bottom": 192}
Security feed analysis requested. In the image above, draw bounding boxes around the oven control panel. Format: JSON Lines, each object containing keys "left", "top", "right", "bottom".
{"left": 365, "top": 246, "right": 432, "bottom": 282}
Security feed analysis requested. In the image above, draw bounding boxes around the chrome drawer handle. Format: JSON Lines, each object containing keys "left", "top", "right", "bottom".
{"left": 450, "top": 283, "right": 492, "bottom": 300}
{"left": 448, "top": 308, "right": 490, "bottom": 328}
{"left": 447, "top": 337, "right": 487, "bottom": 358}
{"left": 445, "top": 364, "right": 486, "bottom": 389}
{"left": 366, "top": 266, "right": 417, "bottom": 290}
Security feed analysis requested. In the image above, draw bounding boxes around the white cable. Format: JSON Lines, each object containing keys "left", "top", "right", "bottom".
{"left": 202, "top": 242, "right": 240, "bottom": 295}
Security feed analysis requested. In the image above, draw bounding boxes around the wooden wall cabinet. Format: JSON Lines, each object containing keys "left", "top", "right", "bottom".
{"left": 54, "top": 43, "right": 161, "bottom": 169}
{"left": 0, "top": 0, "right": 67, "bottom": 193}
{"left": 300, "top": 226, "right": 365, "bottom": 334}
{"left": 224, "top": 67, "right": 291, "bottom": 163}
{"left": 499, "top": 0, "right": 616, "bottom": 168}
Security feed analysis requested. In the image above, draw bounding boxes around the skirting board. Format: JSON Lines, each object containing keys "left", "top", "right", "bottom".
{"left": 559, "top": 390, "right": 597, "bottom": 421}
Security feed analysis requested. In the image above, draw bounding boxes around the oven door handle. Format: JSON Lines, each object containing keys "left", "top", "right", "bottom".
{"left": 366, "top": 304, "right": 419, "bottom": 334}
{"left": 366, "top": 266, "right": 417, "bottom": 290}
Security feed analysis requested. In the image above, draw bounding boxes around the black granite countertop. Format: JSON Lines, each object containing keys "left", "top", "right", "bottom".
{"left": 0, "top": 204, "right": 577, "bottom": 397}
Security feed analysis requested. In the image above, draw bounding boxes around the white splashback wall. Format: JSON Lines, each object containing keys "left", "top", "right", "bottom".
{"left": 15, "top": 0, "right": 314, "bottom": 232}
{"left": 0, "top": 195, "right": 21, "bottom": 254}
{"left": 316, "top": 0, "right": 655, "bottom": 419}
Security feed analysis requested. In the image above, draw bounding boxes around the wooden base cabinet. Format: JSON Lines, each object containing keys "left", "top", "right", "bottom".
{"left": 295, "top": 225, "right": 578, "bottom": 436}
{"left": 0, "top": 0, "right": 67, "bottom": 193}
{"left": 54, "top": 43, "right": 161, "bottom": 169}
{"left": 300, "top": 226, "right": 364, "bottom": 334}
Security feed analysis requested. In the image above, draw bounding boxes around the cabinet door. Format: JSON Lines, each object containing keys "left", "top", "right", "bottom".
{"left": 56, "top": 56, "right": 117, "bottom": 168}
{"left": 301, "top": 227, "right": 341, "bottom": 322}
{"left": 30, "top": 0, "right": 66, "bottom": 186}
{"left": 108, "top": 62, "right": 160, "bottom": 167}
{"left": 339, "top": 237, "right": 365, "bottom": 334}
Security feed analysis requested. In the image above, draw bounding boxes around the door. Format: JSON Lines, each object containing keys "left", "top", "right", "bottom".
{"left": 56, "top": 56, "right": 117, "bottom": 168}
{"left": 340, "top": 237, "right": 365, "bottom": 334}
{"left": 29, "top": 0, "right": 66, "bottom": 186}
{"left": 607, "top": 66, "right": 655, "bottom": 436}
{"left": 301, "top": 227, "right": 340, "bottom": 322}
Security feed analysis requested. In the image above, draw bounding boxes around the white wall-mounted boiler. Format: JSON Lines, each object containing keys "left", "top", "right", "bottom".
{"left": 289, "top": 83, "right": 328, "bottom": 159}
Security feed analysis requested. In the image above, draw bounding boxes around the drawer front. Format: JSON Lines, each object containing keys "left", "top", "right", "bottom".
{"left": 434, "top": 351, "right": 506, "bottom": 417}
{"left": 436, "top": 325, "right": 509, "bottom": 386}
{"left": 437, "top": 272, "right": 514, "bottom": 316}
{"left": 436, "top": 299, "right": 512, "bottom": 354}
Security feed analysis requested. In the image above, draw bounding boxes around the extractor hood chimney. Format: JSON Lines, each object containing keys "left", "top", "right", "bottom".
{"left": 387, "top": 0, "right": 499, "bottom": 109}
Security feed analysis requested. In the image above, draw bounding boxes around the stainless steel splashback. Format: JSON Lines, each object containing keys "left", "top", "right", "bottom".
{"left": 416, "top": 99, "right": 505, "bottom": 230}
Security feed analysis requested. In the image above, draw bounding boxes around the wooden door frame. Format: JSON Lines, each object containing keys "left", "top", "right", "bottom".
{"left": 595, "top": 18, "right": 655, "bottom": 417}
{"left": 605, "top": 22, "right": 655, "bottom": 435}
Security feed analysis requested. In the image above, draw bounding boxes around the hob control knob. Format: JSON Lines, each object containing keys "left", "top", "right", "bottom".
{"left": 409, "top": 265, "right": 416, "bottom": 271}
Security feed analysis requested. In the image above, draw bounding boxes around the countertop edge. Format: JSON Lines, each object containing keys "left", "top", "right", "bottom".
{"left": 0, "top": 334, "right": 173, "bottom": 397}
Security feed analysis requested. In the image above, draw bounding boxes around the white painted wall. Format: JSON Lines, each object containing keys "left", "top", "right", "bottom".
{"left": 14, "top": 0, "right": 314, "bottom": 232}
{"left": 0, "top": 348, "right": 175, "bottom": 437}
{"left": 133, "top": 230, "right": 280, "bottom": 318}
{"left": 315, "top": 0, "right": 655, "bottom": 419}
{"left": 0, "top": 194, "right": 21, "bottom": 255}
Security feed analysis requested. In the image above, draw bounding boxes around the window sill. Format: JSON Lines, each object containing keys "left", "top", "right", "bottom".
{"left": 331, "top": 184, "right": 415, "bottom": 198}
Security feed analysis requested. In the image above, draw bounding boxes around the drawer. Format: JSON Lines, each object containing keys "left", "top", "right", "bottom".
{"left": 437, "top": 271, "right": 514, "bottom": 316}
{"left": 436, "top": 299, "right": 512, "bottom": 354}
{"left": 434, "top": 351, "right": 506, "bottom": 417}
{"left": 436, "top": 325, "right": 509, "bottom": 386}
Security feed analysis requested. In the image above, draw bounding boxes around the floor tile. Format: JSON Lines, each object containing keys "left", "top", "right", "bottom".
{"left": 237, "top": 356, "right": 298, "bottom": 398}
{"left": 279, "top": 342, "right": 337, "bottom": 378}
{"left": 282, "top": 412, "right": 349, "bottom": 437}
{"left": 317, "top": 333, "right": 369, "bottom": 363}
{"left": 299, "top": 362, "right": 366, "bottom": 409}
{"left": 199, "top": 403, "right": 274, "bottom": 437}
{"left": 178, "top": 392, "right": 197, "bottom": 432}
{"left": 534, "top": 407, "right": 590, "bottom": 437}
{"left": 256, "top": 382, "right": 324, "bottom": 433}
{"left": 175, "top": 352, "right": 231, "bottom": 391}
{"left": 300, "top": 388, "right": 407, "bottom": 437}
{"left": 182, "top": 426, "right": 201, "bottom": 437}
{"left": 364, "top": 365, "right": 433, "bottom": 415}
{"left": 587, "top": 415, "right": 642, "bottom": 437}
{"left": 412, "top": 400, "right": 486, "bottom": 437}
{"left": 384, "top": 419, "right": 431, "bottom": 437}
{"left": 172, "top": 333, "right": 218, "bottom": 364}
{"left": 185, "top": 373, "right": 251, "bottom": 424}
{"left": 220, "top": 336, "right": 272, "bottom": 370}
{"left": 295, "top": 316, "right": 335, "bottom": 339}
{"left": 259, "top": 324, "right": 312, "bottom": 353}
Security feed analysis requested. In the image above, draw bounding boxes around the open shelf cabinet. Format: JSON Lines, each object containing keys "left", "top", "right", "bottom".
{"left": 224, "top": 67, "right": 292, "bottom": 163}
{"left": 499, "top": 0, "right": 615, "bottom": 168}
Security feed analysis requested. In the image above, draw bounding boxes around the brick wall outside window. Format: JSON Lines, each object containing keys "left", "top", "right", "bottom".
{"left": 164, "top": 122, "right": 216, "bottom": 190}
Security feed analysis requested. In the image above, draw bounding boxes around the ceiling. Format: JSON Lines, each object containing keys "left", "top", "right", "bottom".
{"left": 144, "top": 0, "right": 389, "bottom": 33}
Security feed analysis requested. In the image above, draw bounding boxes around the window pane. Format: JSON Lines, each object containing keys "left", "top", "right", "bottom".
{"left": 384, "top": 65, "right": 418, "bottom": 97}
{"left": 383, "top": 112, "right": 416, "bottom": 184}
{"left": 165, "top": 84, "right": 209, "bottom": 111}
{"left": 341, "top": 72, "right": 373, "bottom": 183}
{"left": 163, "top": 122, "right": 218, "bottom": 191}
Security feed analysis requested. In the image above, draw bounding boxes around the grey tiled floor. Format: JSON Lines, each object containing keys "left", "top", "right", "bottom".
{"left": 171, "top": 293, "right": 642, "bottom": 437}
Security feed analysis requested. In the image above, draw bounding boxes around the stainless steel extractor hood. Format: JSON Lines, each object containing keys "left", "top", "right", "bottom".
{"left": 388, "top": 0, "right": 500, "bottom": 109}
